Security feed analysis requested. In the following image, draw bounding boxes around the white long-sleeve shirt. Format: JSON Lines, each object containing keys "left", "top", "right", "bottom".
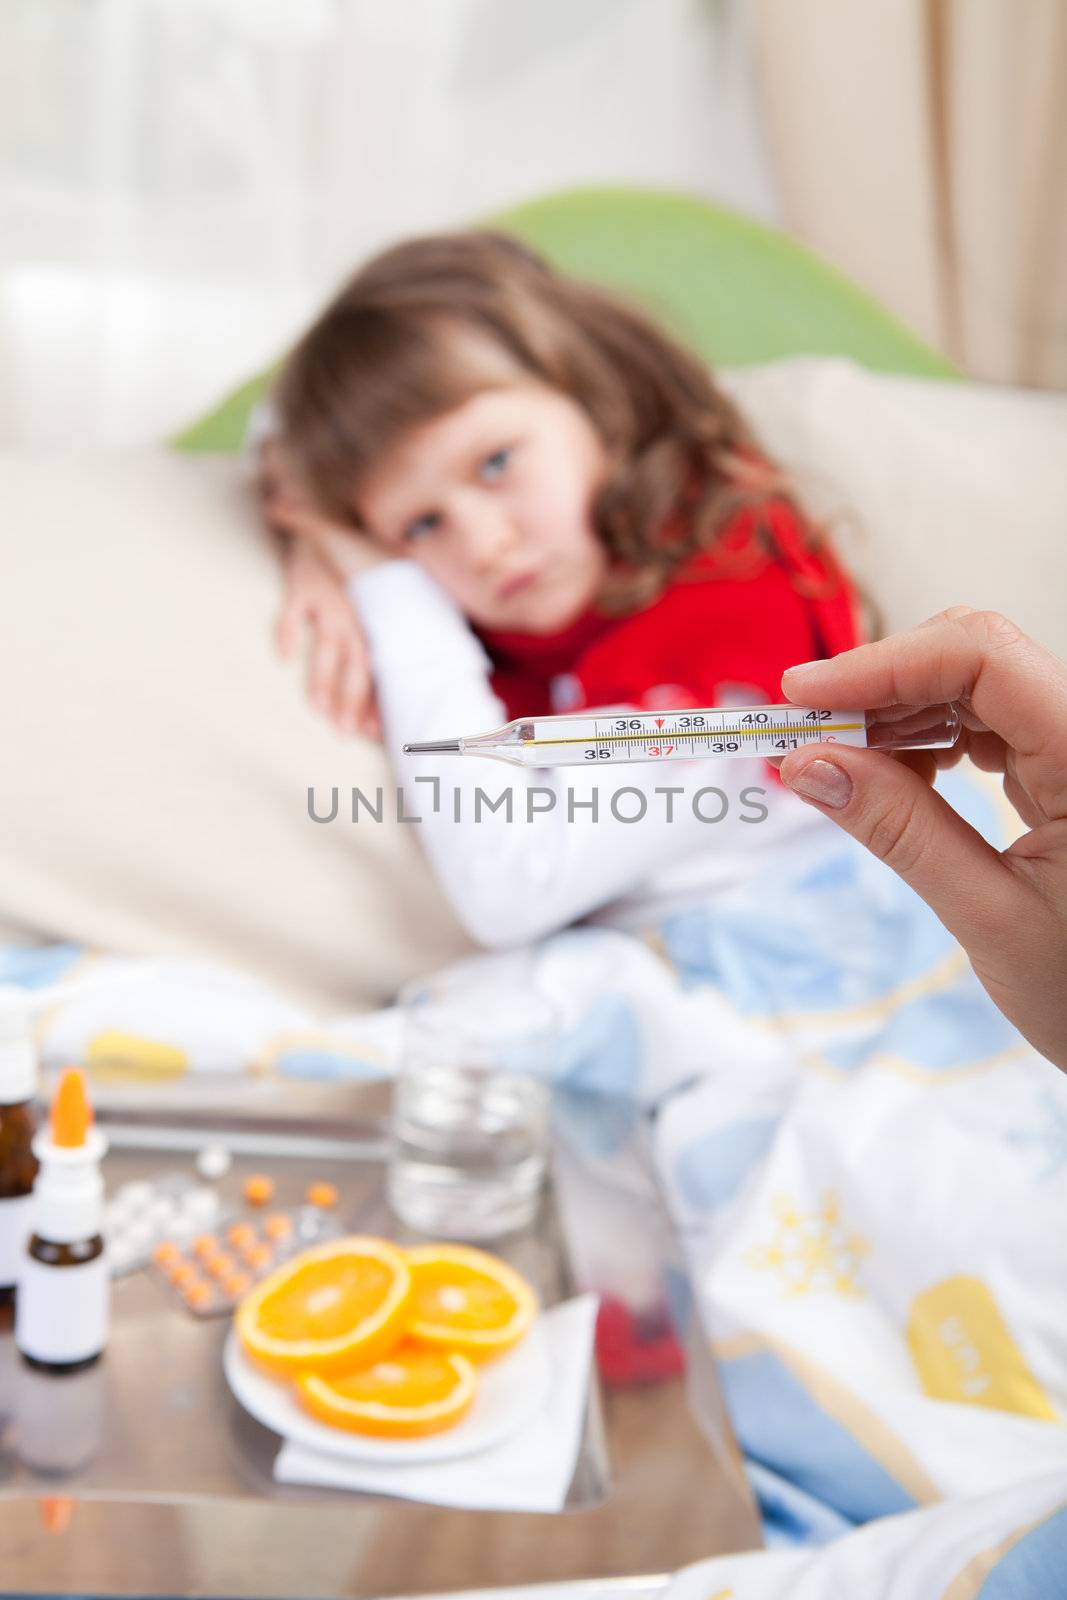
{"left": 349, "top": 563, "right": 825, "bottom": 950}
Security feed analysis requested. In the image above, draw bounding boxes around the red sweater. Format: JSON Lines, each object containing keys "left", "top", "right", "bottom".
{"left": 479, "top": 498, "right": 862, "bottom": 720}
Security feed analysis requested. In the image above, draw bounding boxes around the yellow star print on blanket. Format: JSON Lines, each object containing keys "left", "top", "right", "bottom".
{"left": 747, "top": 1192, "right": 868, "bottom": 1298}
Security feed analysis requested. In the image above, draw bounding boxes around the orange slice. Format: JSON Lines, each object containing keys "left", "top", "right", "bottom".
{"left": 236, "top": 1236, "right": 411, "bottom": 1376}
{"left": 404, "top": 1244, "right": 538, "bottom": 1361}
{"left": 296, "top": 1342, "right": 477, "bottom": 1438}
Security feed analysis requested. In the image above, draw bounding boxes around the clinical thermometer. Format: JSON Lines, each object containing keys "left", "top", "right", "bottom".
{"left": 403, "top": 703, "right": 962, "bottom": 768}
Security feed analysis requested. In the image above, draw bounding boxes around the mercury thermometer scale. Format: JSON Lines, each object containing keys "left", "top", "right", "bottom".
{"left": 404, "top": 702, "right": 962, "bottom": 768}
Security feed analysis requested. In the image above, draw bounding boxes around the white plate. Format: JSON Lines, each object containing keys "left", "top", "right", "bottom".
{"left": 223, "top": 1319, "right": 552, "bottom": 1465}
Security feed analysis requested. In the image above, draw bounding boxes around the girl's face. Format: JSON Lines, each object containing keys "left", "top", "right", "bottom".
{"left": 354, "top": 385, "right": 610, "bottom": 633}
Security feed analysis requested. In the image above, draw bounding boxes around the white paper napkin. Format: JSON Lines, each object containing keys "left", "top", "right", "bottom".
{"left": 274, "top": 1294, "right": 599, "bottom": 1512}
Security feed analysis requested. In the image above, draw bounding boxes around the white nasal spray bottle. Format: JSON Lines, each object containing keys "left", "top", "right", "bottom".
{"left": 15, "top": 1066, "right": 110, "bottom": 1373}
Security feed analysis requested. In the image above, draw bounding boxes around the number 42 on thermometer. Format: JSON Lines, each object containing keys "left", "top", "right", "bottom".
{"left": 404, "top": 703, "right": 962, "bottom": 768}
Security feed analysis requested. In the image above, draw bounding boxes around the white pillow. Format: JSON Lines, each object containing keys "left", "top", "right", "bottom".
{"left": 0, "top": 449, "right": 472, "bottom": 1013}
{"left": 720, "top": 359, "right": 1067, "bottom": 658}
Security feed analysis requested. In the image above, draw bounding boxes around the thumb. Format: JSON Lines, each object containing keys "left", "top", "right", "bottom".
{"left": 778, "top": 745, "right": 1016, "bottom": 953}
{"left": 278, "top": 582, "right": 310, "bottom": 656}
{"left": 275, "top": 598, "right": 302, "bottom": 660}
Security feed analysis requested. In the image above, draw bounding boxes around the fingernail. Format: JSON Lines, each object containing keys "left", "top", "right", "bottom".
{"left": 782, "top": 660, "right": 818, "bottom": 679}
{"left": 786, "top": 758, "right": 852, "bottom": 810}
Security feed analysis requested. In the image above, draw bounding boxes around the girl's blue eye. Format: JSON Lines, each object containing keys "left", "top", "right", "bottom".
{"left": 480, "top": 447, "right": 511, "bottom": 481}
{"left": 404, "top": 511, "right": 441, "bottom": 544}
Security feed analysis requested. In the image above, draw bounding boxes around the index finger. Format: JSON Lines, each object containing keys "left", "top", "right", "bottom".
{"left": 782, "top": 609, "right": 1067, "bottom": 760}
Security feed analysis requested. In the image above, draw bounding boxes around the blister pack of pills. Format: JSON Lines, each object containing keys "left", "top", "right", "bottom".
{"left": 104, "top": 1173, "right": 225, "bottom": 1276}
{"left": 148, "top": 1204, "right": 343, "bottom": 1317}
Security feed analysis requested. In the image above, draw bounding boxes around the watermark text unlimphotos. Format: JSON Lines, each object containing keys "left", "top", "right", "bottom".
{"left": 307, "top": 775, "right": 769, "bottom": 826}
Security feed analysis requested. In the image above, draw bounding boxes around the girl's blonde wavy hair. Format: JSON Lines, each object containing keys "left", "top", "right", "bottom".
{"left": 274, "top": 229, "right": 838, "bottom": 615}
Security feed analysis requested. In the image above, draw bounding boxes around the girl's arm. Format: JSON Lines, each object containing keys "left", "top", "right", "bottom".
{"left": 276, "top": 539, "right": 381, "bottom": 737}
{"left": 349, "top": 563, "right": 797, "bottom": 949}
{"left": 247, "top": 410, "right": 380, "bottom": 737}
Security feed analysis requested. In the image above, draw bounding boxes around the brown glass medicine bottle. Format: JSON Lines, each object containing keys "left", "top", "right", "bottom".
{"left": 0, "top": 989, "right": 40, "bottom": 1309}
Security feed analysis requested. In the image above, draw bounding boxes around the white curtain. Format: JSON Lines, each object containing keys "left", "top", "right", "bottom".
{"left": 753, "top": 0, "right": 1067, "bottom": 389}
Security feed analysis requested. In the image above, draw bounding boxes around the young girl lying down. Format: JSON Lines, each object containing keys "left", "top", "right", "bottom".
{"left": 254, "top": 231, "right": 863, "bottom": 947}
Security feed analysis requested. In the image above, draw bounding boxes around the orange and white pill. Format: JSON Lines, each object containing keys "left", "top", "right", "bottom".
{"left": 263, "top": 1213, "right": 293, "bottom": 1241}
{"left": 305, "top": 1181, "right": 339, "bottom": 1210}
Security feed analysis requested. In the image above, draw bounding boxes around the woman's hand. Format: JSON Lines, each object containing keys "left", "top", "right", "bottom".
{"left": 259, "top": 440, "right": 384, "bottom": 736}
{"left": 778, "top": 608, "right": 1067, "bottom": 1071}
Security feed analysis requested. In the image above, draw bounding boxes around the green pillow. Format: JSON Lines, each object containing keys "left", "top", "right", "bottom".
{"left": 173, "top": 184, "right": 957, "bottom": 453}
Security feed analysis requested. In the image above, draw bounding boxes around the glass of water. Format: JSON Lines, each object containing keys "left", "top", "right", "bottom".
{"left": 387, "top": 953, "right": 556, "bottom": 1240}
